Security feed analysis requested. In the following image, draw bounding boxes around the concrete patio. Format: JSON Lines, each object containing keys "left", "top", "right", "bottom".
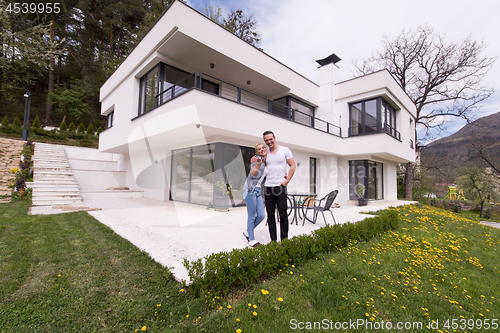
{"left": 30, "top": 197, "right": 415, "bottom": 283}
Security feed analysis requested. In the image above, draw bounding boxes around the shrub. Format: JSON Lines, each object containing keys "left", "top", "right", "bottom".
{"left": 68, "top": 122, "right": 76, "bottom": 132}
{"left": 96, "top": 127, "right": 103, "bottom": 135}
{"left": 1, "top": 115, "right": 9, "bottom": 127}
{"left": 77, "top": 122, "right": 85, "bottom": 133}
{"left": 31, "top": 114, "right": 41, "bottom": 128}
{"left": 13, "top": 116, "right": 21, "bottom": 128}
{"left": 184, "top": 210, "right": 400, "bottom": 298}
{"left": 59, "top": 120, "right": 67, "bottom": 132}
{"left": 87, "top": 123, "right": 94, "bottom": 135}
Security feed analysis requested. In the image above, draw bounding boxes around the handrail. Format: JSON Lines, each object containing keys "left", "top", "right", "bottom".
{"left": 151, "top": 71, "right": 341, "bottom": 137}
{"left": 348, "top": 123, "right": 401, "bottom": 141}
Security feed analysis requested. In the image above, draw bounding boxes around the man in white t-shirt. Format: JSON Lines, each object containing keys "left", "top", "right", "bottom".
{"left": 262, "top": 130, "right": 296, "bottom": 241}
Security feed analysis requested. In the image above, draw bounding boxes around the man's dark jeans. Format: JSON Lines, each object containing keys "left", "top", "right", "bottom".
{"left": 264, "top": 185, "right": 288, "bottom": 241}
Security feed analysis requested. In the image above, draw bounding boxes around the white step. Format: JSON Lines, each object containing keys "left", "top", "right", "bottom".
{"left": 32, "top": 198, "right": 84, "bottom": 206}
{"left": 80, "top": 190, "right": 144, "bottom": 200}
{"left": 31, "top": 179, "right": 79, "bottom": 184}
{"left": 34, "top": 170, "right": 75, "bottom": 176}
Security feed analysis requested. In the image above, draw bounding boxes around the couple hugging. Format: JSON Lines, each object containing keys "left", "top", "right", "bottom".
{"left": 242, "top": 131, "right": 296, "bottom": 247}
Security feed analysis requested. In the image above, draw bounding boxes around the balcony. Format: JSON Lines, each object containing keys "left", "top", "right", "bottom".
{"left": 153, "top": 72, "right": 341, "bottom": 137}
{"left": 348, "top": 123, "right": 401, "bottom": 141}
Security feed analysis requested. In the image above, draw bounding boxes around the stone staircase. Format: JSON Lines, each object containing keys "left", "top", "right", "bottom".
{"left": 31, "top": 142, "right": 84, "bottom": 206}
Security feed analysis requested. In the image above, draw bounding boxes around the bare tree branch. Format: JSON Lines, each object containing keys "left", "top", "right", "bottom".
{"left": 352, "top": 25, "right": 496, "bottom": 139}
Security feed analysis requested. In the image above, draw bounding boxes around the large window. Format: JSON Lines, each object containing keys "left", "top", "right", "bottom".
{"left": 349, "top": 97, "right": 399, "bottom": 139}
{"left": 139, "top": 65, "right": 159, "bottom": 115}
{"left": 170, "top": 143, "right": 254, "bottom": 207}
{"left": 138, "top": 64, "right": 218, "bottom": 116}
{"left": 272, "top": 96, "right": 314, "bottom": 126}
{"left": 349, "top": 160, "right": 383, "bottom": 200}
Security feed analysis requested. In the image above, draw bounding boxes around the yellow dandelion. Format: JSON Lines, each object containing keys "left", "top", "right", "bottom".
{"left": 253, "top": 312, "right": 257, "bottom": 316}
{"left": 157, "top": 304, "right": 161, "bottom": 307}
{"left": 278, "top": 297, "right": 283, "bottom": 302}
{"left": 227, "top": 305, "right": 231, "bottom": 309}
{"left": 261, "top": 289, "right": 269, "bottom": 295}
{"left": 186, "top": 315, "right": 189, "bottom": 318}
{"left": 179, "top": 289, "right": 184, "bottom": 292}
{"left": 141, "top": 327, "right": 147, "bottom": 331}
{"left": 236, "top": 318, "right": 240, "bottom": 322}
{"left": 248, "top": 303, "right": 252, "bottom": 307}
{"left": 236, "top": 330, "right": 242, "bottom": 333}
{"left": 253, "top": 304, "right": 257, "bottom": 309}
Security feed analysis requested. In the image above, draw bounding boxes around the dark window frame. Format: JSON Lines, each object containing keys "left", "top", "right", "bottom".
{"left": 106, "top": 111, "right": 114, "bottom": 129}
{"left": 349, "top": 160, "right": 384, "bottom": 200}
{"left": 348, "top": 97, "right": 399, "bottom": 139}
{"left": 138, "top": 63, "right": 220, "bottom": 117}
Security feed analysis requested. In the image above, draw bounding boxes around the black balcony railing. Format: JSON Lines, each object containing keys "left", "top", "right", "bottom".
{"left": 348, "top": 123, "right": 401, "bottom": 141}
{"left": 154, "top": 72, "right": 341, "bottom": 137}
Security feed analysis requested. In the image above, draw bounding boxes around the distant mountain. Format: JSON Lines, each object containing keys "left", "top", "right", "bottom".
{"left": 421, "top": 111, "right": 500, "bottom": 181}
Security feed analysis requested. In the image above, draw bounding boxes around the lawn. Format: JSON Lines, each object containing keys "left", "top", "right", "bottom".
{"left": 1, "top": 201, "right": 499, "bottom": 332}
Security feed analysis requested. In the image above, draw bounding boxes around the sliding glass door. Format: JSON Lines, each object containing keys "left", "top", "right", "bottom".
{"left": 349, "top": 160, "right": 383, "bottom": 200}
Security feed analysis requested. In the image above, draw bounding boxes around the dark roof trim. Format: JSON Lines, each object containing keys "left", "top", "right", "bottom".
{"left": 316, "top": 53, "right": 341, "bottom": 67}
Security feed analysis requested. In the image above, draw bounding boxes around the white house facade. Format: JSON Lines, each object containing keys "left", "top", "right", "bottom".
{"left": 98, "top": 0, "right": 416, "bottom": 208}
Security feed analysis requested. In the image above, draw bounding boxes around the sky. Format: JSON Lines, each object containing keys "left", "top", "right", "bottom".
{"left": 186, "top": 0, "right": 500, "bottom": 143}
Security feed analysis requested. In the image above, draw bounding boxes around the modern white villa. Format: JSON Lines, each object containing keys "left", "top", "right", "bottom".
{"left": 98, "top": 0, "right": 416, "bottom": 208}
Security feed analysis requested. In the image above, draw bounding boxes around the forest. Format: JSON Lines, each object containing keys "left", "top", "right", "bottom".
{"left": 0, "top": 0, "right": 178, "bottom": 130}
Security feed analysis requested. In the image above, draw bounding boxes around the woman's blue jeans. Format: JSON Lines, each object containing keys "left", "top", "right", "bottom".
{"left": 244, "top": 187, "right": 265, "bottom": 241}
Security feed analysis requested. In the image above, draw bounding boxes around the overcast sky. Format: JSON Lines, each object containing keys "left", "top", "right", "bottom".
{"left": 187, "top": 0, "right": 500, "bottom": 143}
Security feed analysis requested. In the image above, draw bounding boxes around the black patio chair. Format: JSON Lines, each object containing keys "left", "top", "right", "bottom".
{"left": 303, "top": 190, "right": 338, "bottom": 225}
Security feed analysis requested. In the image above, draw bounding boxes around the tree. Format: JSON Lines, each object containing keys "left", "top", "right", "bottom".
{"left": 200, "top": 4, "right": 223, "bottom": 24}
{"left": 201, "top": 6, "right": 261, "bottom": 48}
{"left": 354, "top": 26, "right": 496, "bottom": 200}
{"left": 48, "top": 86, "right": 91, "bottom": 120}
{"left": 456, "top": 166, "right": 500, "bottom": 217}
{"left": 223, "top": 9, "right": 260, "bottom": 47}
{"left": 0, "top": 8, "right": 63, "bottom": 101}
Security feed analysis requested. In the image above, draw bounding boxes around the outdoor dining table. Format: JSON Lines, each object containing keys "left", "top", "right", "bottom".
{"left": 287, "top": 192, "right": 317, "bottom": 225}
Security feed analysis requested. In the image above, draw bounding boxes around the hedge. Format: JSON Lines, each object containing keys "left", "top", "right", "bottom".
{"left": 183, "top": 210, "right": 399, "bottom": 298}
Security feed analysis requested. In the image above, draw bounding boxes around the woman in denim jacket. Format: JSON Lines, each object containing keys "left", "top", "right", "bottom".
{"left": 242, "top": 143, "right": 267, "bottom": 247}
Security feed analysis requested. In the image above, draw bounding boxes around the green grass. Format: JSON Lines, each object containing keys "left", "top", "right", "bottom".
{"left": 1, "top": 202, "right": 499, "bottom": 332}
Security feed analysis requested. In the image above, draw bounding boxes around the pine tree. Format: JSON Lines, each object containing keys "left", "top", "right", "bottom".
{"left": 87, "top": 123, "right": 94, "bottom": 135}
{"left": 13, "top": 116, "right": 21, "bottom": 127}
{"left": 68, "top": 122, "right": 75, "bottom": 132}
{"left": 96, "top": 127, "right": 103, "bottom": 135}
{"left": 1, "top": 115, "right": 9, "bottom": 127}
{"left": 77, "top": 122, "right": 85, "bottom": 133}
{"left": 59, "top": 120, "right": 67, "bottom": 131}
{"left": 31, "top": 114, "right": 40, "bottom": 128}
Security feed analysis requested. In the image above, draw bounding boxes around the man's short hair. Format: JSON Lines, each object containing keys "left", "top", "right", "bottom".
{"left": 263, "top": 130, "right": 275, "bottom": 138}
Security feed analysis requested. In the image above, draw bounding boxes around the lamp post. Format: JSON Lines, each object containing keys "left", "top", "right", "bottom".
{"left": 22, "top": 91, "right": 31, "bottom": 141}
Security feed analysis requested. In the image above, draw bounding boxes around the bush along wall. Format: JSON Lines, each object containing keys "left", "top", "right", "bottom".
{"left": 183, "top": 210, "right": 399, "bottom": 298}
